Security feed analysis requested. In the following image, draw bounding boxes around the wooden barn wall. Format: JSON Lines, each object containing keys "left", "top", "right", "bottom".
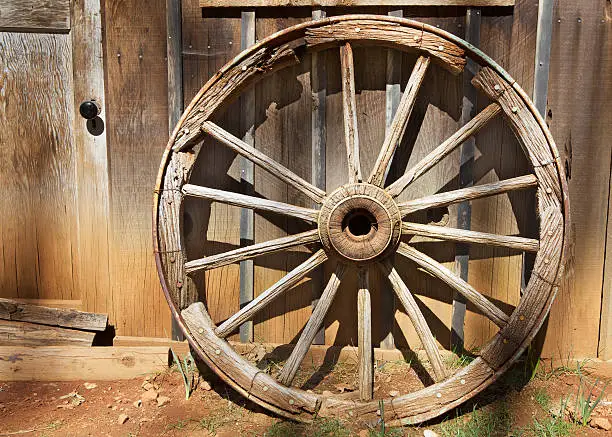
{"left": 1, "top": 0, "right": 611, "bottom": 354}
{"left": 178, "top": 3, "right": 540, "bottom": 351}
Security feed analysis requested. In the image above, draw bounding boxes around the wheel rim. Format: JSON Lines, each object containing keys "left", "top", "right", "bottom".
{"left": 153, "top": 14, "right": 568, "bottom": 424}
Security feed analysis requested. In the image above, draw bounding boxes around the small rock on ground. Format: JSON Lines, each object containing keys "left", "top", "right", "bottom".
{"left": 118, "top": 414, "right": 129, "bottom": 425}
{"left": 157, "top": 396, "right": 171, "bottom": 407}
{"left": 423, "top": 430, "right": 440, "bottom": 437}
{"left": 83, "top": 382, "right": 97, "bottom": 390}
{"left": 133, "top": 399, "right": 142, "bottom": 408}
{"left": 141, "top": 390, "right": 158, "bottom": 403}
{"left": 590, "top": 417, "right": 611, "bottom": 431}
{"left": 388, "top": 390, "right": 399, "bottom": 397}
{"left": 200, "top": 380, "right": 212, "bottom": 391}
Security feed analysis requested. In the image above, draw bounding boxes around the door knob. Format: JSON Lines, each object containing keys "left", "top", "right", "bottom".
{"left": 79, "top": 100, "right": 101, "bottom": 120}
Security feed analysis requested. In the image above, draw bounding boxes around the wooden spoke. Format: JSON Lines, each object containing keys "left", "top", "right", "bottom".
{"left": 340, "top": 42, "right": 362, "bottom": 183}
{"left": 368, "top": 56, "right": 430, "bottom": 187}
{"left": 386, "top": 103, "right": 502, "bottom": 197}
{"left": 357, "top": 268, "right": 373, "bottom": 400}
{"left": 202, "top": 121, "right": 326, "bottom": 203}
{"left": 397, "top": 174, "right": 538, "bottom": 216}
{"left": 214, "top": 250, "right": 328, "bottom": 338}
{"left": 185, "top": 229, "right": 320, "bottom": 273}
{"left": 183, "top": 184, "right": 320, "bottom": 222}
{"left": 379, "top": 260, "right": 447, "bottom": 382}
{"left": 397, "top": 243, "right": 509, "bottom": 328}
{"left": 277, "top": 263, "right": 346, "bottom": 386}
{"left": 401, "top": 222, "right": 539, "bottom": 253}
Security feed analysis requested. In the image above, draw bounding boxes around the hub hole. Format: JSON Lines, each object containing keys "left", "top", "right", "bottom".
{"left": 343, "top": 209, "right": 377, "bottom": 238}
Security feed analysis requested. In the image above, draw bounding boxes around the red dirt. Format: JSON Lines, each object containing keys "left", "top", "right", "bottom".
{"left": 0, "top": 362, "right": 610, "bottom": 436}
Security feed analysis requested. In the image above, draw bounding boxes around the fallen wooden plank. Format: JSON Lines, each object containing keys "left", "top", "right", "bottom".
{"left": 200, "top": 0, "right": 514, "bottom": 7}
{"left": 3, "top": 299, "right": 82, "bottom": 310}
{"left": 0, "top": 0, "right": 70, "bottom": 32}
{"left": 0, "top": 320, "right": 95, "bottom": 347}
{"left": 0, "top": 347, "right": 171, "bottom": 381}
{"left": 0, "top": 298, "right": 107, "bottom": 332}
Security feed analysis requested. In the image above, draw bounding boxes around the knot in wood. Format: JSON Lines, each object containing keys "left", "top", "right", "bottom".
{"left": 318, "top": 184, "right": 401, "bottom": 264}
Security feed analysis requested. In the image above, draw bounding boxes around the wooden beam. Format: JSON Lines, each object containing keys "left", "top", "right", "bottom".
{"left": 200, "top": 0, "right": 514, "bottom": 7}
{"left": 0, "top": 346, "right": 171, "bottom": 381}
{"left": 240, "top": 9, "right": 256, "bottom": 344}
{"left": 0, "top": 298, "right": 108, "bottom": 331}
{"left": 0, "top": 0, "right": 70, "bottom": 32}
{"left": 0, "top": 320, "right": 95, "bottom": 347}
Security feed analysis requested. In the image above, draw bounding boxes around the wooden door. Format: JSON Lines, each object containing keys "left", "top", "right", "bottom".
{"left": 0, "top": 0, "right": 109, "bottom": 313}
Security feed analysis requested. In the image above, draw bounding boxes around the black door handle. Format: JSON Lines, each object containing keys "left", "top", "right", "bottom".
{"left": 79, "top": 100, "right": 101, "bottom": 120}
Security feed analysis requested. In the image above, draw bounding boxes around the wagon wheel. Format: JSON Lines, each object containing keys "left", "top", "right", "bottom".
{"left": 154, "top": 15, "right": 568, "bottom": 425}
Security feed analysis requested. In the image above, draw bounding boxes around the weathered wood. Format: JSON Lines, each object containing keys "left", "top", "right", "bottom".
{"left": 182, "top": 185, "right": 320, "bottom": 222}
{"left": 105, "top": 0, "right": 171, "bottom": 337}
{"left": 305, "top": 20, "right": 466, "bottom": 75}
{"left": 278, "top": 263, "right": 346, "bottom": 385}
{"left": 396, "top": 244, "right": 509, "bottom": 328}
{"left": 357, "top": 269, "right": 373, "bottom": 400}
{"left": 369, "top": 56, "right": 430, "bottom": 187}
{"left": 199, "top": 0, "right": 515, "bottom": 8}
{"left": 0, "top": 0, "right": 70, "bottom": 32}
{"left": 311, "top": 7, "right": 327, "bottom": 346}
{"left": 72, "top": 0, "right": 113, "bottom": 321}
{"left": 202, "top": 122, "right": 325, "bottom": 203}
{"left": 402, "top": 222, "right": 539, "bottom": 252}
{"left": 185, "top": 229, "right": 320, "bottom": 273}
{"left": 0, "top": 346, "right": 172, "bottom": 381}
{"left": 0, "top": 298, "right": 108, "bottom": 331}
{"left": 0, "top": 33, "right": 77, "bottom": 301}
{"left": 0, "top": 320, "right": 95, "bottom": 347}
{"left": 397, "top": 174, "right": 538, "bottom": 216}
{"left": 215, "top": 250, "right": 328, "bottom": 338}
{"left": 387, "top": 103, "right": 501, "bottom": 197}
{"left": 184, "top": 302, "right": 320, "bottom": 417}
{"left": 173, "top": 44, "right": 300, "bottom": 151}
{"left": 5, "top": 299, "right": 82, "bottom": 310}
{"left": 380, "top": 260, "right": 447, "bottom": 382}
{"left": 340, "top": 43, "right": 362, "bottom": 183}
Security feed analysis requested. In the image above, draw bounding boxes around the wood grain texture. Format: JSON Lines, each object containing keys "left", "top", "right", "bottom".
{"left": 0, "top": 298, "right": 108, "bottom": 331}
{"left": 402, "top": 222, "right": 539, "bottom": 252}
{"left": 543, "top": 0, "right": 612, "bottom": 360}
{"left": 0, "top": 32, "right": 77, "bottom": 301}
{"left": 357, "top": 268, "right": 373, "bottom": 400}
{"left": 398, "top": 174, "right": 538, "bottom": 216}
{"left": 0, "top": 0, "right": 70, "bottom": 32}
{"left": 104, "top": 0, "right": 171, "bottom": 337}
{"left": 183, "top": 184, "right": 320, "bottom": 222}
{"left": 72, "top": 0, "right": 113, "bottom": 324}
{"left": 215, "top": 250, "right": 328, "bottom": 338}
{"left": 185, "top": 230, "right": 320, "bottom": 273}
{"left": 278, "top": 263, "right": 345, "bottom": 385}
{"left": 387, "top": 103, "right": 501, "bottom": 197}
{"left": 199, "top": 0, "right": 515, "bottom": 7}
{"left": 202, "top": 121, "right": 325, "bottom": 203}
{"left": 380, "top": 260, "right": 447, "bottom": 381}
{"left": 0, "top": 346, "right": 172, "bottom": 381}
{"left": 369, "top": 56, "right": 429, "bottom": 187}
{"left": 340, "top": 43, "right": 362, "bottom": 183}
{"left": 397, "top": 244, "right": 509, "bottom": 328}
{"left": 0, "top": 320, "right": 95, "bottom": 346}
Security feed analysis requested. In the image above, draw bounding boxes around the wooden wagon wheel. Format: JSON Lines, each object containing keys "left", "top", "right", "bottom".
{"left": 154, "top": 15, "right": 568, "bottom": 425}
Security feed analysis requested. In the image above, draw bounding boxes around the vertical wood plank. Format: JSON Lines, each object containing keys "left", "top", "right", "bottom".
{"left": 452, "top": 7, "right": 480, "bottom": 352}
{"left": 240, "top": 9, "right": 256, "bottom": 343}
{"left": 543, "top": 0, "right": 612, "bottom": 359}
{"left": 166, "top": 0, "right": 184, "bottom": 340}
{"left": 104, "top": 0, "right": 171, "bottom": 337}
{"left": 379, "top": 8, "right": 403, "bottom": 351}
{"left": 311, "top": 7, "right": 326, "bottom": 346}
{"left": 0, "top": 33, "right": 77, "bottom": 301}
{"left": 72, "top": 0, "right": 112, "bottom": 317}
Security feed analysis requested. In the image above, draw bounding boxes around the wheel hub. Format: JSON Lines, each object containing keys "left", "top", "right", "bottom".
{"left": 318, "top": 184, "right": 402, "bottom": 264}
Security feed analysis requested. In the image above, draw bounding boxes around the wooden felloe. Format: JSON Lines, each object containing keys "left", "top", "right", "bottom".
{"left": 154, "top": 15, "right": 567, "bottom": 424}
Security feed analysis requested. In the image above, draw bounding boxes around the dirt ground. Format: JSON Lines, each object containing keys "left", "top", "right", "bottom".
{"left": 1, "top": 357, "right": 611, "bottom": 437}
